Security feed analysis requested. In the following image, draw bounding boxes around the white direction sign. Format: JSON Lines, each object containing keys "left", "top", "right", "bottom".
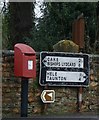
{"left": 43, "top": 56, "right": 84, "bottom": 68}
{"left": 46, "top": 71, "right": 87, "bottom": 83}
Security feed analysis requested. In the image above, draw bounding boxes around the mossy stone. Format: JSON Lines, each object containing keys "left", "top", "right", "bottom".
{"left": 53, "top": 40, "right": 79, "bottom": 52}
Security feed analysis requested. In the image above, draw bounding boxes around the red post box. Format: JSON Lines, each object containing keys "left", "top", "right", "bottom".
{"left": 14, "top": 43, "right": 36, "bottom": 78}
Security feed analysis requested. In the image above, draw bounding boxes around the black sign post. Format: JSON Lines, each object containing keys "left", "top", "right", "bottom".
{"left": 39, "top": 52, "right": 89, "bottom": 87}
{"left": 21, "top": 78, "right": 28, "bottom": 117}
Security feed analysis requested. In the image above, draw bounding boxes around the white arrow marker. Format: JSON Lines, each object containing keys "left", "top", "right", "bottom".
{"left": 42, "top": 91, "right": 46, "bottom": 101}
{"left": 43, "top": 56, "right": 83, "bottom": 68}
{"left": 46, "top": 71, "right": 87, "bottom": 83}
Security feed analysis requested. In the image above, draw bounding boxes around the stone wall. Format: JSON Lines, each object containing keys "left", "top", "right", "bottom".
{"left": 2, "top": 54, "right": 99, "bottom": 117}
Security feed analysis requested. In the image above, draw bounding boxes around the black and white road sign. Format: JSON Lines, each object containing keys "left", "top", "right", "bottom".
{"left": 39, "top": 52, "right": 90, "bottom": 87}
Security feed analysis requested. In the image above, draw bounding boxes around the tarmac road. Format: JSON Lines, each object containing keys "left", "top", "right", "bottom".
{"left": 1, "top": 114, "right": 99, "bottom": 120}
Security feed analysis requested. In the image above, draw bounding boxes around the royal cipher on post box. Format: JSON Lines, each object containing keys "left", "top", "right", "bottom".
{"left": 14, "top": 43, "right": 36, "bottom": 78}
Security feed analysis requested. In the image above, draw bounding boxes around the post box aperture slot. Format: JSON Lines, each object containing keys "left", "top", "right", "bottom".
{"left": 24, "top": 53, "right": 35, "bottom": 56}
